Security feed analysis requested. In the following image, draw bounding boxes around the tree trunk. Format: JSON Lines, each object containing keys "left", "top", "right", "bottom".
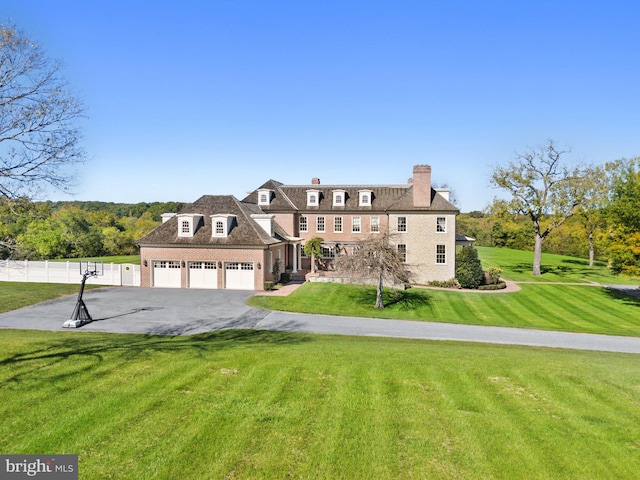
{"left": 375, "top": 273, "right": 384, "bottom": 309}
{"left": 533, "top": 234, "right": 543, "bottom": 276}
{"left": 311, "top": 253, "right": 316, "bottom": 273}
{"left": 589, "top": 230, "right": 595, "bottom": 267}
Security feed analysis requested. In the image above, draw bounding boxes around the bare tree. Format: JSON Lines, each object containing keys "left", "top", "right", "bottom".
{"left": 335, "top": 233, "right": 410, "bottom": 309}
{"left": 0, "top": 22, "right": 85, "bottom": 201}
{"left": 490, "top": 140, "right": 587, "bottom": 276}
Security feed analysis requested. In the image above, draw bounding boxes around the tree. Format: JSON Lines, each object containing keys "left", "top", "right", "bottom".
{"left": 335, "top": 234, "right": 410, "bottom": 309}
{"left": 0, "top": 22, "right": 85, "bottom": 201}
{"left": 574, "top": 164, "right": 610, "bottom": 266}
{"left": 490, "top": 140, "right": 587, "bottom": 276}
{"left": 303, "top": 237, "right": 323, "bottom": 273}
{"left": 455, "top": 246, "right": 484, "bottom": 289}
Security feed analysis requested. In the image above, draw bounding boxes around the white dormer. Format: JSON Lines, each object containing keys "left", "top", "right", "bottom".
{"left": 161, "top": 213, "right": 176, "bottom": 224}
{"left": 251, "top": 214, "right": 275, "bottom": 237}
{"left": 359, "top": 189, "right": 373, "bottom": 207}
{"left": 332, "top": 189, "right": 347, "bottom": 207}
{"left": 306, "top": 189, "right": 320, "bottom": 207}
{"left": 435, "top": 188, "right": 451, "bottom": 202}
{"left": 177, "top": 214, "right": 204, "bottom": 237}
{"left": 258, "top": 189, "right": 274, "bottom": 206}
{"left": 210, "top": 214, "right": 236, "bottom": 238}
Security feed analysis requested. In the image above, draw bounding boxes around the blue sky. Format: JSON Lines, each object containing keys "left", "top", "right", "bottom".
{"left": 4, "top": 1, "right": 640, "bottom": 212}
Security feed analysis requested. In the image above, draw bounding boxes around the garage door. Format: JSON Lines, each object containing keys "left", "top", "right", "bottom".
{"left": 153, "top": 261, "right": 181, "bottom": 288}
{"left": 189, "top": 261, "right": 218, "bottom": 289}
{"left": 225, "top": 262, "right": 254, "bottom": 290}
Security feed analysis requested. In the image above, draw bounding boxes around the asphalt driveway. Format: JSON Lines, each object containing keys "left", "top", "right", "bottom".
{"left": 1, "top": 286, "right": 640, "bottom": 354}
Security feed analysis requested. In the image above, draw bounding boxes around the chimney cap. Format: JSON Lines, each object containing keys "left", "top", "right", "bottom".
{"left": 311, "top": 177, "right": 321, "bottom": 185}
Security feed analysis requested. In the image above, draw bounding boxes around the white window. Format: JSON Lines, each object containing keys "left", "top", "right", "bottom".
{"left": 258, "top": 189, "right": 272, "bottom": 206}
{"left": 177, "top": 214, "right": 203, "bottom": 237}
{"left": 352, "top": 217, "right": 361, "bottom": 233}
{"left": 359, "top": 190, "right": 372, "bottom": 206}
{"left": 436, "top": 244, "right": 446, "bottom": 264}
{"left": 397, "top": 216, "right": 407, "bottom": 232}
{"left": 216, "top": 221, "right": 224, "bottom": 235}
{"left": 321, "top": 245, "right": 335, "bottom": 258}
{"left": 333, "top": 189, "right": 347, "bottom": 207}
{"left": 370, "top": 216, "right": 380, "bottom": 233}
{"left": 334, "top": 216, "right": 343, "bottom": 233}
{"left": 210, "top": 214, "right": 235, "bottom": 238}
{"left": 260, "top": 193, "right": 268, "bottom": 203}
{"left": 317, "top": 216, "right": 325, "bottom": 233}
{"left": 437, "top": 217, "right": 446, "bottom": 233}
{"left": 299, "top": 216, "right": 308, "bottom": 233}
{"left": 398, "top": 244, "right": 407, "bottom": 263}
{"left": 307, "top": 190, "right": 320, "bottom": 207}
{"left": 181, "top": 220, "right": 190, "bottom": 234}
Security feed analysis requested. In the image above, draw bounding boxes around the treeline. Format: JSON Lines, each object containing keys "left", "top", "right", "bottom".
{"left": 0, "top": 201, "right": 185, "bottom": 260}
{"left": 457, "top": 157, "right": 640, "bottom": 276}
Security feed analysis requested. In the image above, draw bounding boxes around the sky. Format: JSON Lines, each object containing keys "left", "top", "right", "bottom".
{"left": 3, "top": 1, "right": 640, "bottom": 212}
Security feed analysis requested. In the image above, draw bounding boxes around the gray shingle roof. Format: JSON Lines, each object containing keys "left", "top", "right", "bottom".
{"left": 244, "top": 182, "right": 458, "bottom": 213}
{"left": 137, "top": 195, "right": 286, "bottom": 246}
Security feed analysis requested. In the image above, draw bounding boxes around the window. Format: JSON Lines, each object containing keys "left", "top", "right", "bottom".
{"left": 260, "top": 194, "right": 268, "bottom": 203}
{"left": 317, "top": 216, "right": 325, "bottom": 233}
{"left": 257, "top": 189, "right": 272, "bottom": 206}
{"left": 359, "top": 190, "right": 372, "bottom": 206}
{"left": 370, "top": 216, "right": 380, "bottom": 233}
{"left": 321, "top": 245, "right": 335, "bottom": 258}
{"left": 398, "top": 244, "right": 407, "bottom": 263}
{"left": 181, "top": 220, "right": 190, "bottom": 234}
{"left": 310, "top": 194, "right": 317, "bottom": 203}
{"left": 299, "top": 216, "right": 308, "bottom": 233}
{"left": 437, "top": 217, "right": 446, "bottom": 233}
{"left": 333, "top": 189, "right": 347, "bottom": 207}
{"left": 436, "top": 244, "right": 446, "bottom": 264}
{"left": 307, "top": 190, "right": 320, "bottom": 207}
{"left": 334, "top": 216, "right": 343, "bottom": 233}
{"left": 215, "top": 221, "right": 224, "bottom": 235}
{"left": 352, "top": 216, "right": 361, "bottom": 233}
{"left": 397, "top": 216, "right": 407, "bottom": 232}
{"left": 361, "top": 194, "right": 369, "bottom": 204}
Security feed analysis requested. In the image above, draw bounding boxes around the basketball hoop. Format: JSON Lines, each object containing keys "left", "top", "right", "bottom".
{"left": 62, "top": 261, "right": 104, "bottom": 328}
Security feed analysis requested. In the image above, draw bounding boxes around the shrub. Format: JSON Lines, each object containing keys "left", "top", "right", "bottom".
{"left": 427, "top": 278, "right": 461, "bottom": 289}
{"left": 280, "top": 272, "right": 291, "bottom": 284}
{"left": 478, "top": 282, "right": 507, "bottom": 290}
{"left": 456, "top": 246, "right": 484, "bottom": 289}
{"left": 263, "top": 281, "right": 274, "bottom": 291}
{"left": 484, "top": 267, "right": 503, "bottom": 285}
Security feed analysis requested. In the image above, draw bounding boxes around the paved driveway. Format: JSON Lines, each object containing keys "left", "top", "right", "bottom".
{"left": 1, "top": 286, "right": 640, "bottom": 354}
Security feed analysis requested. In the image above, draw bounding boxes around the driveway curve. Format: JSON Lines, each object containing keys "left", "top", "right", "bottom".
{"left": 1, "top": 287, "right": 639, "bottom": 354}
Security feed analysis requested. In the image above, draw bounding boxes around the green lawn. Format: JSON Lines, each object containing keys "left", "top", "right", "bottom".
{"left": 50, "top": 255, "right": 140, "bottom": 264}
{"left": 1, "top": 329, "right": 638, "bottom": 479}
{"left": 0, "top": 282, "right": 103, "bottom": 314}
{"left": 477, "top": 246, "right": 640, "bottom": 285}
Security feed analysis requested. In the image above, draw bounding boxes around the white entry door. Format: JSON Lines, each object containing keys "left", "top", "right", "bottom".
{"left": 225, "top": 262, "right": 255, "bottom": 290}
{"left": 189, "top": 261, "right": 218, "bottom": 289}
{"left": 153, "top": 261, "right": 181, "bottom": 288}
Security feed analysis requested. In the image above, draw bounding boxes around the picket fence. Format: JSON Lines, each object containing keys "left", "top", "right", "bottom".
{"left": 0, "top": 260, "right": 141, "bottom": 287}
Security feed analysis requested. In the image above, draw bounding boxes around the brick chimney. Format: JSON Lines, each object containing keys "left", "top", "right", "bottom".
{"left": 311, "top": 177, "right": 321, "bottom": 185}
{"left": 412, "top": 164, "right": 432, "bottom": 207}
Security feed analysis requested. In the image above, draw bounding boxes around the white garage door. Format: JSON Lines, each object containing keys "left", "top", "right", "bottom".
{"left": 189, "top": 261, "right": 218, "bottom": 289}
{"left": 225, "top": 262, "right": 254, "bottom": 290}
{"left": 153, "top": 261, "right": 181, "bottom": 288}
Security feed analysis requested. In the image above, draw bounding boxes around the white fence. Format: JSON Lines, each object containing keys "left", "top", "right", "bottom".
{"left": 0, "top": 260, "right": 141, "bottom": 287}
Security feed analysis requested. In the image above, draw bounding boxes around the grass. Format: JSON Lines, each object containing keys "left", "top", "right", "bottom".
{"left": 0, "top": 282, "right": 102, "bottom": 314}
{"left": 249, "top": 247, "right": 640, "bottom": 337}
{"left": 1, "top": 329, "right": 639, "bottom": 479}
{"left": 477, "top": 246, "right": 640, "bottom": 285}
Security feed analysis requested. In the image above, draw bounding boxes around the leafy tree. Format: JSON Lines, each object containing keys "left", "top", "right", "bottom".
{"left": 303, "top": 237, "right": 324, "bottom": 273}
{"left": 0, "top": 22, "right": 85, "bottom": 201}
{"left": 335, "top": 234, "right": 410, "bottom": 309}
{"left": 455, "top": 246, "right": 484, "bottom": 289}
{"left": 573, "top": 164, "right": 610, "bottom": 266}
{"left": 490, "top": 140, "right": 587, "bottom": 276}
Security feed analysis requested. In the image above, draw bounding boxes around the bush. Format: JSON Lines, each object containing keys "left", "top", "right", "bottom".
{"left": 484, "top": 267, "right": 503, "bottom": 285}
{"left": 280, "top": 272, "right": 291, "bottom": 284}
{"left": 427, "top": 278, "right": 461, "bottom": 289}
{"left": 263, "top": 281, "right": 274, "bottom": 291}
{"left": 478, "top": 282, "right": 507, "bottom": 291}
{"left": 456, "top": 246, "right": 484, "bottom": 289}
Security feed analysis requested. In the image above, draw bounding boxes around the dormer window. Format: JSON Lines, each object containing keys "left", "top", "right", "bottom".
{"left": 177, "top": 214, "right": 204, "bottom": 238}
{"left": 359, "top": 190, "right": 373, "bottom": 206}
{"left": 333, "top": 189, "right": 347, "bottom": 207}
{"left": 210, "top": 214, "right": 236, "bottom": 238}
{"left": 258, "top": 189, "right": 273, "bottom": 206}
{"left": 307, "top": 189, "right": 320, "bottom": 207}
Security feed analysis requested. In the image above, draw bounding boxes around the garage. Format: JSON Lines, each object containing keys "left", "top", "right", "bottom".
{"left": 225, "top": 262, "right": 255, "bottom": 290}
{"left": 189, "top": 261, "right": 218, "bottom": 289}
{"left": 153, "top": 261, "right": 181, "bottom": 288}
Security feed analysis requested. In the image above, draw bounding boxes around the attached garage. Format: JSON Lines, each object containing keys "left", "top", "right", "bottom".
{"left": 153, "top": 261, "right": 181, "bottom": 288}
{"left": 189, "top": 261, "right": 218, "bottom": 289}
{"left": 225, "top": 262, "right": 254, "bottom": 290}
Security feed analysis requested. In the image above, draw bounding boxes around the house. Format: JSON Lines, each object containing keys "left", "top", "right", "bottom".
{"left": 138, "top": 165, "right": 459, "bottom": 290}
